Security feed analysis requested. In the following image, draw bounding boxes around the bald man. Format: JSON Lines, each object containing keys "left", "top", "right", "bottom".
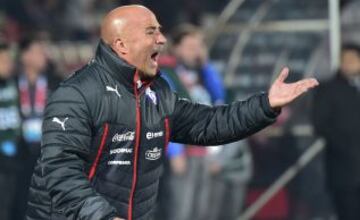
{"left": 26, "top": 5, "right": 318, "bottom": 220}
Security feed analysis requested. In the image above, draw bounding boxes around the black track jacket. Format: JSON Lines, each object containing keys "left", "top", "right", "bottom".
{"left": 26, "top": 40, "right": 279, "bottom": 220}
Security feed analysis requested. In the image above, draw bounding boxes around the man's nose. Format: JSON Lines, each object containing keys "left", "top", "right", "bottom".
{"left": 156, "top": 33, "right": 167, "bottom": 45}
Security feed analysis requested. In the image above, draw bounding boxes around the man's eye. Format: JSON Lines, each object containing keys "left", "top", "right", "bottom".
{"left": 146, "top": 31, "right": 155, "bottom": 35}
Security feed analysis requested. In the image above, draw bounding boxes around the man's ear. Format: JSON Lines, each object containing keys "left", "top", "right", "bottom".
{"left": 113, "top": 38, "right": 128, "bottom": 55}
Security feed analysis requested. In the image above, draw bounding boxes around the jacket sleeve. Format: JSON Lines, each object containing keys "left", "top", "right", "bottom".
{"left": 169, "top": 92, "right": 279, "bottom": 145}
{"left": 40, "top": 85, "right": 118, "bottom": 220}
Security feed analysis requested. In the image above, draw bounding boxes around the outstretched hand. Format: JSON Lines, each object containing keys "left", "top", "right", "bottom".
{"left": 268, "top": 67, "right": 319, "bottom": 108}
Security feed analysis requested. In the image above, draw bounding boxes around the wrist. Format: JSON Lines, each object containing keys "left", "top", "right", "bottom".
{"left": 261, "top": 93, "right": 281, "bottom": 118}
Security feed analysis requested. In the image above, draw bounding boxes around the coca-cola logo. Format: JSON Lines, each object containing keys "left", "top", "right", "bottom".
{"left": 112, "top": 131, "right": 135, "bottom": 142}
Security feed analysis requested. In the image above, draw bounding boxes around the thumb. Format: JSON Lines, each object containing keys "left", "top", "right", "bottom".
{"left": 276, "top": 67, "right": 289, "bottom": 83}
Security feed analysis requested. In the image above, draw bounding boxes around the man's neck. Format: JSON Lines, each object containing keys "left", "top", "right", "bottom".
{"left": 24, "top": 67, "right": 41, "bottom": 85}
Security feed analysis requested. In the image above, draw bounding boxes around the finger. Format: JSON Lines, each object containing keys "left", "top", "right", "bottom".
{"left": 293, "top": 79, "right": 318, "bottom": 96}
{"left": 300, "top": 78, "right": 319, "bottom": 89}
{"left": 303, "top": 78, "right": 319, "bottom": 87}
{"left": 276, "top": 67, "right": 289, "bottom": 83}
{"left": 293, "top": 84, "right": 308, "bottom": 98}
{"left": 311, "top": 78, "right": 319, "bottom": 86}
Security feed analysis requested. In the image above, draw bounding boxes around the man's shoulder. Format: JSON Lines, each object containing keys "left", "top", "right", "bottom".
{"left": 313, "top": 77, "right": 344, "bottom": 102}
{"left": 51, "top": 61, "right": 104, "bottom": 100}
{"left": 317, "top": 76, "right": 342, "bottom": 92}
{"left": 62, "top": 61, "right": 99, "bottom": 86}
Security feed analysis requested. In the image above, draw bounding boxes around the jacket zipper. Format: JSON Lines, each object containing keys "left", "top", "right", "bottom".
{"left": 164, "top": 117, "right": 170, "bottom": 155}
{"left": 128, "top": 71, "right": 141, "bottom": 220}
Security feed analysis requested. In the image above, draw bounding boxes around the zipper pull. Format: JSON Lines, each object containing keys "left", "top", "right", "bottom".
{"left": 136, "top": 80, "right": 142, "bottom": 89}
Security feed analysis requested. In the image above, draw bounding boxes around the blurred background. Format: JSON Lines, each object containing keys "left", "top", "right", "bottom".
{"left": 0, "top": 0, "right": 360, "bottom": 219}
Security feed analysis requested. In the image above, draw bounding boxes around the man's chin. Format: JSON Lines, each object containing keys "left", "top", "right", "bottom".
{"left": 138, "top": 69, "right": 157, "bottom": 80}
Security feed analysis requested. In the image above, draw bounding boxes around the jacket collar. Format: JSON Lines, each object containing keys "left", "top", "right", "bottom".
{"left": 94, "top": 40, "right": 137, "bottom": 89}
{"left": 94, "top": 40, "right": 161, "bottom": 93}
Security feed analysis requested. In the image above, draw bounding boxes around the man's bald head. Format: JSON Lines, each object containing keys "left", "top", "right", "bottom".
{"left": 101, "top": 5, "right": 154, "bottom": 45}
{"left": 100, "top": 5, "right": 167, "bottom": 78}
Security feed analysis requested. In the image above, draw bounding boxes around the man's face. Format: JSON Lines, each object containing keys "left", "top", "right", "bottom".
{"left": 174, "top": 33, "right": 205, "bottom": 69}
{"left": 124, "top": 13, "right": 167, "bottom": 78}
{"left": 340, "top": 49, "right": 360, "bottom": 77}
{"left": 0, "top": 50, "right": 14, "bottom": 79}
{"left": 21, "top": 42, "right": 47, "bottom": 73}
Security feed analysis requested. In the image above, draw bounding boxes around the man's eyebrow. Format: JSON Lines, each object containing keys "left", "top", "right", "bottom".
{"left": 145, "top": 25, "right": 162, "bottom": 31}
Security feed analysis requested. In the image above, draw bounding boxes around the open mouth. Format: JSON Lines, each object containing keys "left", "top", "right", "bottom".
{"left": 151, "top": 52, "right": 159, "bottom": 61}
{"left": 150, "top": 52, "right": 159, "bottom": 67}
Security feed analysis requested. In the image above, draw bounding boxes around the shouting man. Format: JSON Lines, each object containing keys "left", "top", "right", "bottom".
{"left": 26, "top": 5, "right": 318, "bottom": 220}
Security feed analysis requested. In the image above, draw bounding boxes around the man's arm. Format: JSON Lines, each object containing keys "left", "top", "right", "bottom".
{"left": 169, "top": 67, "right": 318, "bottom": 145}
{"left": 40, "top": 86, "right": 119, "bottom": 219}
{"left": 170, "top": 92, "right": 278, "bottom": 145}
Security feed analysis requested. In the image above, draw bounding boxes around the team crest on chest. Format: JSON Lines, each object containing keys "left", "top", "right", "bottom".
{"left": 145, "top": 87, "right": 157, "bottom": 105}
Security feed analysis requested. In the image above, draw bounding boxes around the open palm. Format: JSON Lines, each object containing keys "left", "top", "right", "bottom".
{"left": 268, "top": 67, "right": 319, "bottom": 108}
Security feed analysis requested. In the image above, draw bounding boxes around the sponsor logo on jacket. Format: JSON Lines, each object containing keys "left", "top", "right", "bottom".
{"left": 145, "top": 147, "right": 162, "bottom": 160}
{"left": 146, "top": 131, "right": 163, "bottom": 140}
{"left": 110, "top": 148, "right": 133, "bottom": 155}
{"left": 108, "top": 160, "right": 131, "bottom": 166}
{"left": 112, "top": 132, "right": 135, "bottom": 142}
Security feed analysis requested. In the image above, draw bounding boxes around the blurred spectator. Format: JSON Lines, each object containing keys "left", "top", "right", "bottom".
{"left": 0, "top": 41, "right": 22, "bottom": 220}
{"left": 167, "top": 24, "right": 225, "bottom": 104}
{"left": 206, "top": 141, "right": 253, "bottom": 220}
{"left": 159, "top": 24, "right": 254, "bottom": 220}
{"left": 159, "top": 24, "right": 226, "bottom": 220}
{"left": 313, "top": 43, "right": 360, "bottom": 220}
{"left": 12, "top": 36, "right": 61, "bottom": 220}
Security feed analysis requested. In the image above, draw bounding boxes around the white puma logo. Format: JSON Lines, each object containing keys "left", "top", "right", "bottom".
{"left": 52, "top": 117, "right": 69, "bottom": 131}
{"left": 106, "top": 85, "right": 121, "bottom": 98}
